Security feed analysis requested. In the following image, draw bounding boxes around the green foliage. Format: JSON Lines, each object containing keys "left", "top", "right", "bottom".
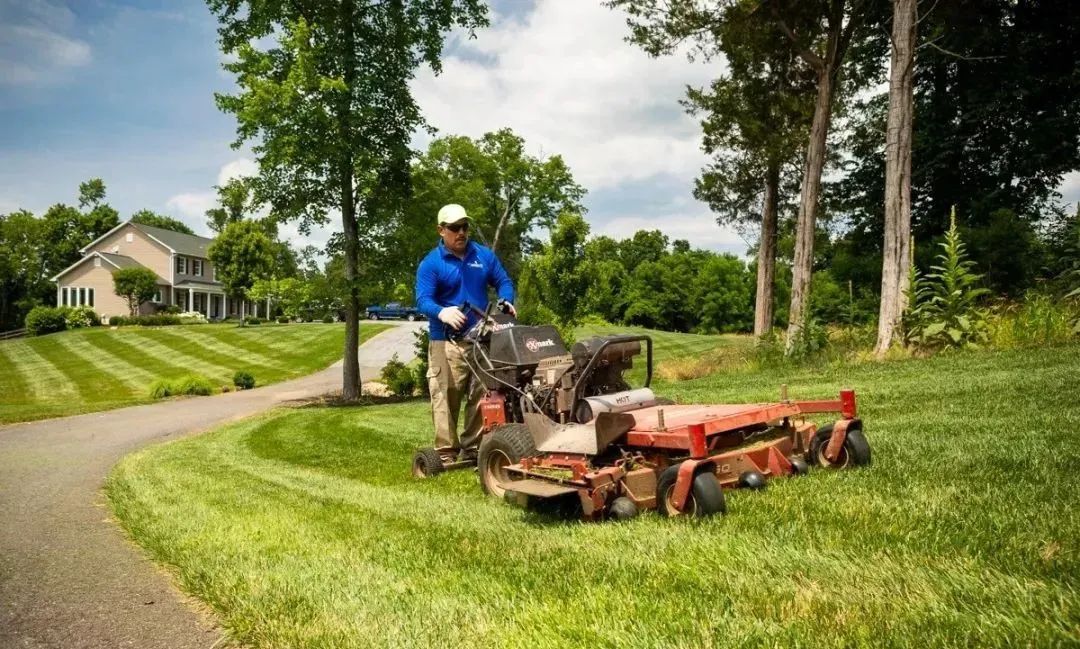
{"left": 178, "top": 312, "right": 208, "bottom": 324}
{"left": 277, "top": 316, "right": 290, "bottom": 324}
{"left": 321, "top": 314, "right": 334, "bottom": 324}
{"left": 130, "top": 209, "right": 195, "bottom": 235}
{"left": 148, "top": 379, "right": 175, "bottom": 399}
{"left": 25, "top": 306, "right": 69, "bottom": 336}
{"left": 175, "top": 375, "right": 214, "bottom": 396}
{"left": 208, "top": 221, "right": 274, "bottom": 302}
{"left": 379, "top": 354, "right": 416, "bottom": 397}
{"left": 526, "top": 213, "right": 590, "bottom": 326}
{"left": 65, "top": 306, "right": 99, "bottom": 329}
{"left": 110, "top": 315, "right": 183, "bottom": 327}
{"left": 112, "top": 267, "right": 160, "bottom": 316}
{"left": 245, "top": 317, "right": 262, "bottom": 326}
{"left": 249, "top": 277, "right": 309, "bottom": 319}
{"left": 233, "top": 371, "right": 256, "bottom": 390}
{"left": 905, "top": 209, "right": 990, "bottom": 351}
{"left": 985, "top": 294, "right": 1080, "bottom": 349}
{"left": 413, "top": 327, "right": 430, "bottom": 396}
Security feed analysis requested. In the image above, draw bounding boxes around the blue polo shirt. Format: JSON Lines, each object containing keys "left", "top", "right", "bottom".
{"left": 415, "top": 240, "right": 515, "bottom": 341}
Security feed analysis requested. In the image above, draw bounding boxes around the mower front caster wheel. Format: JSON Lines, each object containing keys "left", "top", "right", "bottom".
{"left": 808, "top": 424, "right": 872, "bottom": 468}
{"left": 412, "top": 447, "right": 444, "bottom": 478}
{"left": 657, "top": 466, "right": 726, "bottom": 518}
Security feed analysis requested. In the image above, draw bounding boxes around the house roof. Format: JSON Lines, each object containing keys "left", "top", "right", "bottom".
{"left": 130, "top": 222, "right": 214, "bottom": 257}
{"left": 173, "top": 280, "right": 224, "bottom": 290}
{"left": 79, "top": 220, "right": 215, "bottom": 258}
{"left": 51, "top": 251, "right": 168, "bottom": 283}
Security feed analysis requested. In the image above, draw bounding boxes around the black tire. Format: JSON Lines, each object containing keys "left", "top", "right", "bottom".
{"left": 656, "top": 465, "right": 726, "bottom": 518}
{"left": 368, "top": 313, "right": 379, "bottom": 320}
{"left": 478, "top": 424, "right": 537, "bottom": 498}
{"left": 411, "top": 447, "right": 444, "bottom": 478}
{"left": 407, "top": 313, "right": 417, "bottom": 321}
{"left": 788, "top": 456, "right": 810, "bottom": 476}
{"left": 808, "top": 424, "right": 872, "bottom": 468}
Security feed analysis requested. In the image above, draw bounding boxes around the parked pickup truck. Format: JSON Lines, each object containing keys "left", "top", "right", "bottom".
{"left": 365, "top": 302, "right": 420, "bottom": 321}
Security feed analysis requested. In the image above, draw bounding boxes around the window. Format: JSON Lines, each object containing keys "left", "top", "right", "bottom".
{"left": 152, "top": 290, "right": 161, "bottom": 303}
{"left": 213, "top": 266, "right": 218, "bottom": 282}
{"left": 193, "top": 259, "right": 203, "bottom": 276}
{"left": 79, "top": 288, "right": 86, "bottom": 306}
{"left": 88, "top": 288, "right": 94, "bottom": 307}
{"left": 62, "top": 287, "right": 69, "bottom": 306}
{"left": 176, "top": 256, "right": 187, "bottom": 274}
{"left": 126, "top": 232, "right": 134, "bottom": 243}
{"left": 93, "top": 257, "right": 101, "bottom": 268}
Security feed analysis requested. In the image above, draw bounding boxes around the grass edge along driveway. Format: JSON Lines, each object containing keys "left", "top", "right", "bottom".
{"left": 108, "top": 343, "right": 1080, "bottom": 648}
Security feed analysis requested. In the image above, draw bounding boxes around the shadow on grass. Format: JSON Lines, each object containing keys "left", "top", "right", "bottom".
{"left": 284, "top": 393, "right": 427, "bottom": 409}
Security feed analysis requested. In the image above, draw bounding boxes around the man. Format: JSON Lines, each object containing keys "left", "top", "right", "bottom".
{"left": 415, "top": 203, "right": 515, "bottom": 462}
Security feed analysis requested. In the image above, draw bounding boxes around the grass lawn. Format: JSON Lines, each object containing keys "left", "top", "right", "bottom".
{"left": 0, "top": 323, "right": 388, "bottom": 424}
{"left": 108, "top": 342, "right": 1080, "bottom": 647}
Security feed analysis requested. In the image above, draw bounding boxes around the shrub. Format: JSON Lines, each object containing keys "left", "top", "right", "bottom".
{"left": 233, "top": 371, "right": 256, "bottom": 390}
{"left": 63, "top": 306, "right": 99, "bottom": 329}
{"left": 155, "top": 304, "right": 182, "bottom": 315}
{"left": 322, "top": 314, "right": 334, "bottom": 323}
{"left": 985, "top": 294, "right": 1080, "bottom": 348}
{"left": 380, "top": 354, "right": 417, "bottom": 397}
{"left": 277, "top": 316, "right": 290, "bottom": 324}
{"left": 25, "top": 306, "right": 68, "bottom": 336}
{"left": 175, "top": 375, "right": 213, "bottom": 396}
{"left": 245, "top": 316, "right": 262, "bottom": 325}
{"left": 110, "top": 314, "right": 182, "bottom": 327}
{"left": 178, "top": 311, "right": 208, "bottom": 324}
{"left": 148, "top": 379, "right": 176, "bottom": 399}
{"left": 413, "top": 328, "right": 430, "bottom": 396}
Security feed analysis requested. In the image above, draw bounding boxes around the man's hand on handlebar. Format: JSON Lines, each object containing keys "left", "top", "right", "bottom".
{"left": 499, "top": 300, "right": 517, "bottom": 317}
{"left": 438, "top": 306, "right": 467, "bottom": 330}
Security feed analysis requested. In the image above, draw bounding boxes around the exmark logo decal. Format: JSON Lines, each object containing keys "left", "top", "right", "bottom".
{"left": 492, "top": 321, "right": 515, "bottom": 332}
{"left": 525, "top": 338, "right": 555, "bottom": 352}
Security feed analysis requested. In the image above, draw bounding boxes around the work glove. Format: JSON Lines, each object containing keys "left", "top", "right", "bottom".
{"left": 438, "top": 306, "right": 467, "bottom": 330}
{"left": 503, "top": 302, "right": 517, "bottom": 317}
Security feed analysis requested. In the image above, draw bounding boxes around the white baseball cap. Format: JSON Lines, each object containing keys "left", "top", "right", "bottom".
{"left": 437, "top": 203, "right": 469, "bottom": 226}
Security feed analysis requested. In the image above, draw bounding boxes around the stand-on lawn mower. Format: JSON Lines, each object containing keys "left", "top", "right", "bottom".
{"left": 412, "top": 301, "right": 871, "bottom": 520}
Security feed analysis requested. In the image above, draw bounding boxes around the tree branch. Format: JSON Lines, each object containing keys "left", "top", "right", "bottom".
{"left": 769, "top": 4, "right": 824, "bottom": 70}
{"left": 923, "top": 40, "right": 1004, "bottom": 61}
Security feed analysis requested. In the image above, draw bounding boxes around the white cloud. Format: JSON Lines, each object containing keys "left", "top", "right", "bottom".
{"left": 411, "top": 0, "right": 717, "bottom": 192}
{"left": 1060, "top": 171, "right": 1080, "bottom": 205}
{"left": 0, "top": 0, "right": 91, "bottom": 86}
{"left": 164, "top": 191, "right": 215, "bottom": 230}
{"left": 217, "top": 157, "right": 258, "bottom": 185}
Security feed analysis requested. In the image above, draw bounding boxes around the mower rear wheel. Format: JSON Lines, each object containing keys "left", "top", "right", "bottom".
{"left": 478, "top": 424, "right": 537, "bottom": 498}
{"left": 411, "top": 447, "right": 444, "bottom": 478}
{"left": 808, "top": 424, "right": 872, "bottom": 468}
{"left": 657, "top": 466, "right": 726, "bottom": 518}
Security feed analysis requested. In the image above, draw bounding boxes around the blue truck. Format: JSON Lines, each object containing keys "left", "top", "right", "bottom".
{"left": 365, "top": 302, "right": 420, "bottom": 321}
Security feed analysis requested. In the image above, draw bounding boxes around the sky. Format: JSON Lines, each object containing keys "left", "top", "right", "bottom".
{"left": 1, "top": 0, "right": 1078, "bottom": 257}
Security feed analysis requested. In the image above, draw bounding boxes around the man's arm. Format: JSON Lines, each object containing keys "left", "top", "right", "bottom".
{"left": 415, "top": 257, "right": 443, "bottom": 320}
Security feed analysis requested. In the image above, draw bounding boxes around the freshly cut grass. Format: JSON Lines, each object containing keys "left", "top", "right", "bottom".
{"left": 0, "top": 323, "right": 389, "bottom": 423}
{"left": 108, "top": 343, "right": 1080, "bottom": 648}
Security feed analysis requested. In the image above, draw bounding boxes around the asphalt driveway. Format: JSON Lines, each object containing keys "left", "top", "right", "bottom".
{"left": 0, "top": 321, "right": 425, "bottom": 648}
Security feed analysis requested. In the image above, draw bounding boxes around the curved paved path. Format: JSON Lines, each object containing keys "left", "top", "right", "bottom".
{"left": 0, "top": 321, "right": 425, "bottom": 648}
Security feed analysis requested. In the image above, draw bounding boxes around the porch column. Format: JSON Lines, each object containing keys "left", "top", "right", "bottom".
{"left": 56, "top": 286, "right": 61, "bottom": 307}
{"left": 188, "top": 288, "right": 193, "bottom": 313}
{"left": 241, "top": 299, "right": 246, "bottom": 319}
{"left": 266, "top": 297, "right": 271, "bottom": 318}
{"left": 205, "top": 292, "right": 211, "bottom": 318}
{"left": 224, "top": 295, "right": 228, "bottom": 317}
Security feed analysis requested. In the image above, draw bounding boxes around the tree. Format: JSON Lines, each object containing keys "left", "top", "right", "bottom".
{"left": 874, "top": 0, "right": 916, "bottom": 357}
{"left": 130, "top": 209, "right": 196, "bottom": 235}
{"left": 208, "top": 0, "right": 488, "bottom": 400}
{"left": 402, "top": 129, "right": 586, "bottom": 278}
{"left": 0, "top": 210, "right": 46, "bottom": 330}
{"left": 610, "top": 0, "right": 814, "bottom": 339}
{"left": 528, "top": 213, "right": 591, "bottom": 326}
{"left": 112, "top": 267, "right": 159, "bottom": 316}
{"left": 207, "top": 220, "right": 274, "bottom": 312}
{"left": 205, "top": 178, "right": 254, "bottom": 234}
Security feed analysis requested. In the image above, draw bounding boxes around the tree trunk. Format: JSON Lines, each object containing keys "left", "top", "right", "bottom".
{"left": 491, "top": 200, "right": 511, "bottom": 254}
{"left": 754, "top": 160, "right": 781, "bottom": 338}
{"left": 785, "top": 68, "right": 836, "bottom": 352}
{"left": 339, "top": 0, "right": 361, "bottom": 400}
{"left": 875, "top": 0, "right": 916, "bottom": 357}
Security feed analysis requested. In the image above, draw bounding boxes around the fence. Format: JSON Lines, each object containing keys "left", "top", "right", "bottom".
{"left": 0, "top": 328, "right": 26, "bottom": 341}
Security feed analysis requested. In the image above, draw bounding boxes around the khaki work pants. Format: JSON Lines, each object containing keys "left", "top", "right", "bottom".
{"left": 427, "top": 340, "right": 485, "bottom": 450}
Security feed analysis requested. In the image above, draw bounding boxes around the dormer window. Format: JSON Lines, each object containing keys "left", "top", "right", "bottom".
{"left": 94, "top": 257, "right": 101, "bottom": 268}
{"left": 193, "top": 259, "right": 203, "bottom": 276}
{"left": 176, "top": 256, "right": 187, "bottom": 274}
{"left": 126, "top": 232, "right": 134, "bottom": 243}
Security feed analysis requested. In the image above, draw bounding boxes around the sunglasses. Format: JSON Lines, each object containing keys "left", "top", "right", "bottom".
{"left": 442, "top": 222, "right": 469, "bottom": 233}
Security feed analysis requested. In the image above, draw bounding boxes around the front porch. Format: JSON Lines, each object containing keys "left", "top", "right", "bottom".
{"left": 170, "top": 283, "right": 271, "bottom": 320}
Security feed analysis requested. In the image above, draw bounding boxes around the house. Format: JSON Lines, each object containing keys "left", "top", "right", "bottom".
{"left": 51, "top": 220, "right": 266, "bottom": 322}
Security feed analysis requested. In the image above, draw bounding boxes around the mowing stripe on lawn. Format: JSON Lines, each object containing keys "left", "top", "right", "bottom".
{"left": 21, "top": 338, "right": 111, "bottom": 403}
{"left": 83, "top": 332, "right": 193, "bottom": 380}
{"left": 120, "top": 331, "right": 238, "bottom": 381}
{"left": 152, "top": 328, "right": 288, "bottom": 373}
{"left": 0, "top": 343, "right": 30, "bottom": 404}
{"left": 1, "top": 339, "right": 80, "bottom": 401}
{"left": 190, "top": 328, "right": 305, "bottom": 369}
{"left": 241, "top": 325, "right": 341, "bottom": 356}
{"left": 52, "top": 332, "right": 156, "bottom": 393}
